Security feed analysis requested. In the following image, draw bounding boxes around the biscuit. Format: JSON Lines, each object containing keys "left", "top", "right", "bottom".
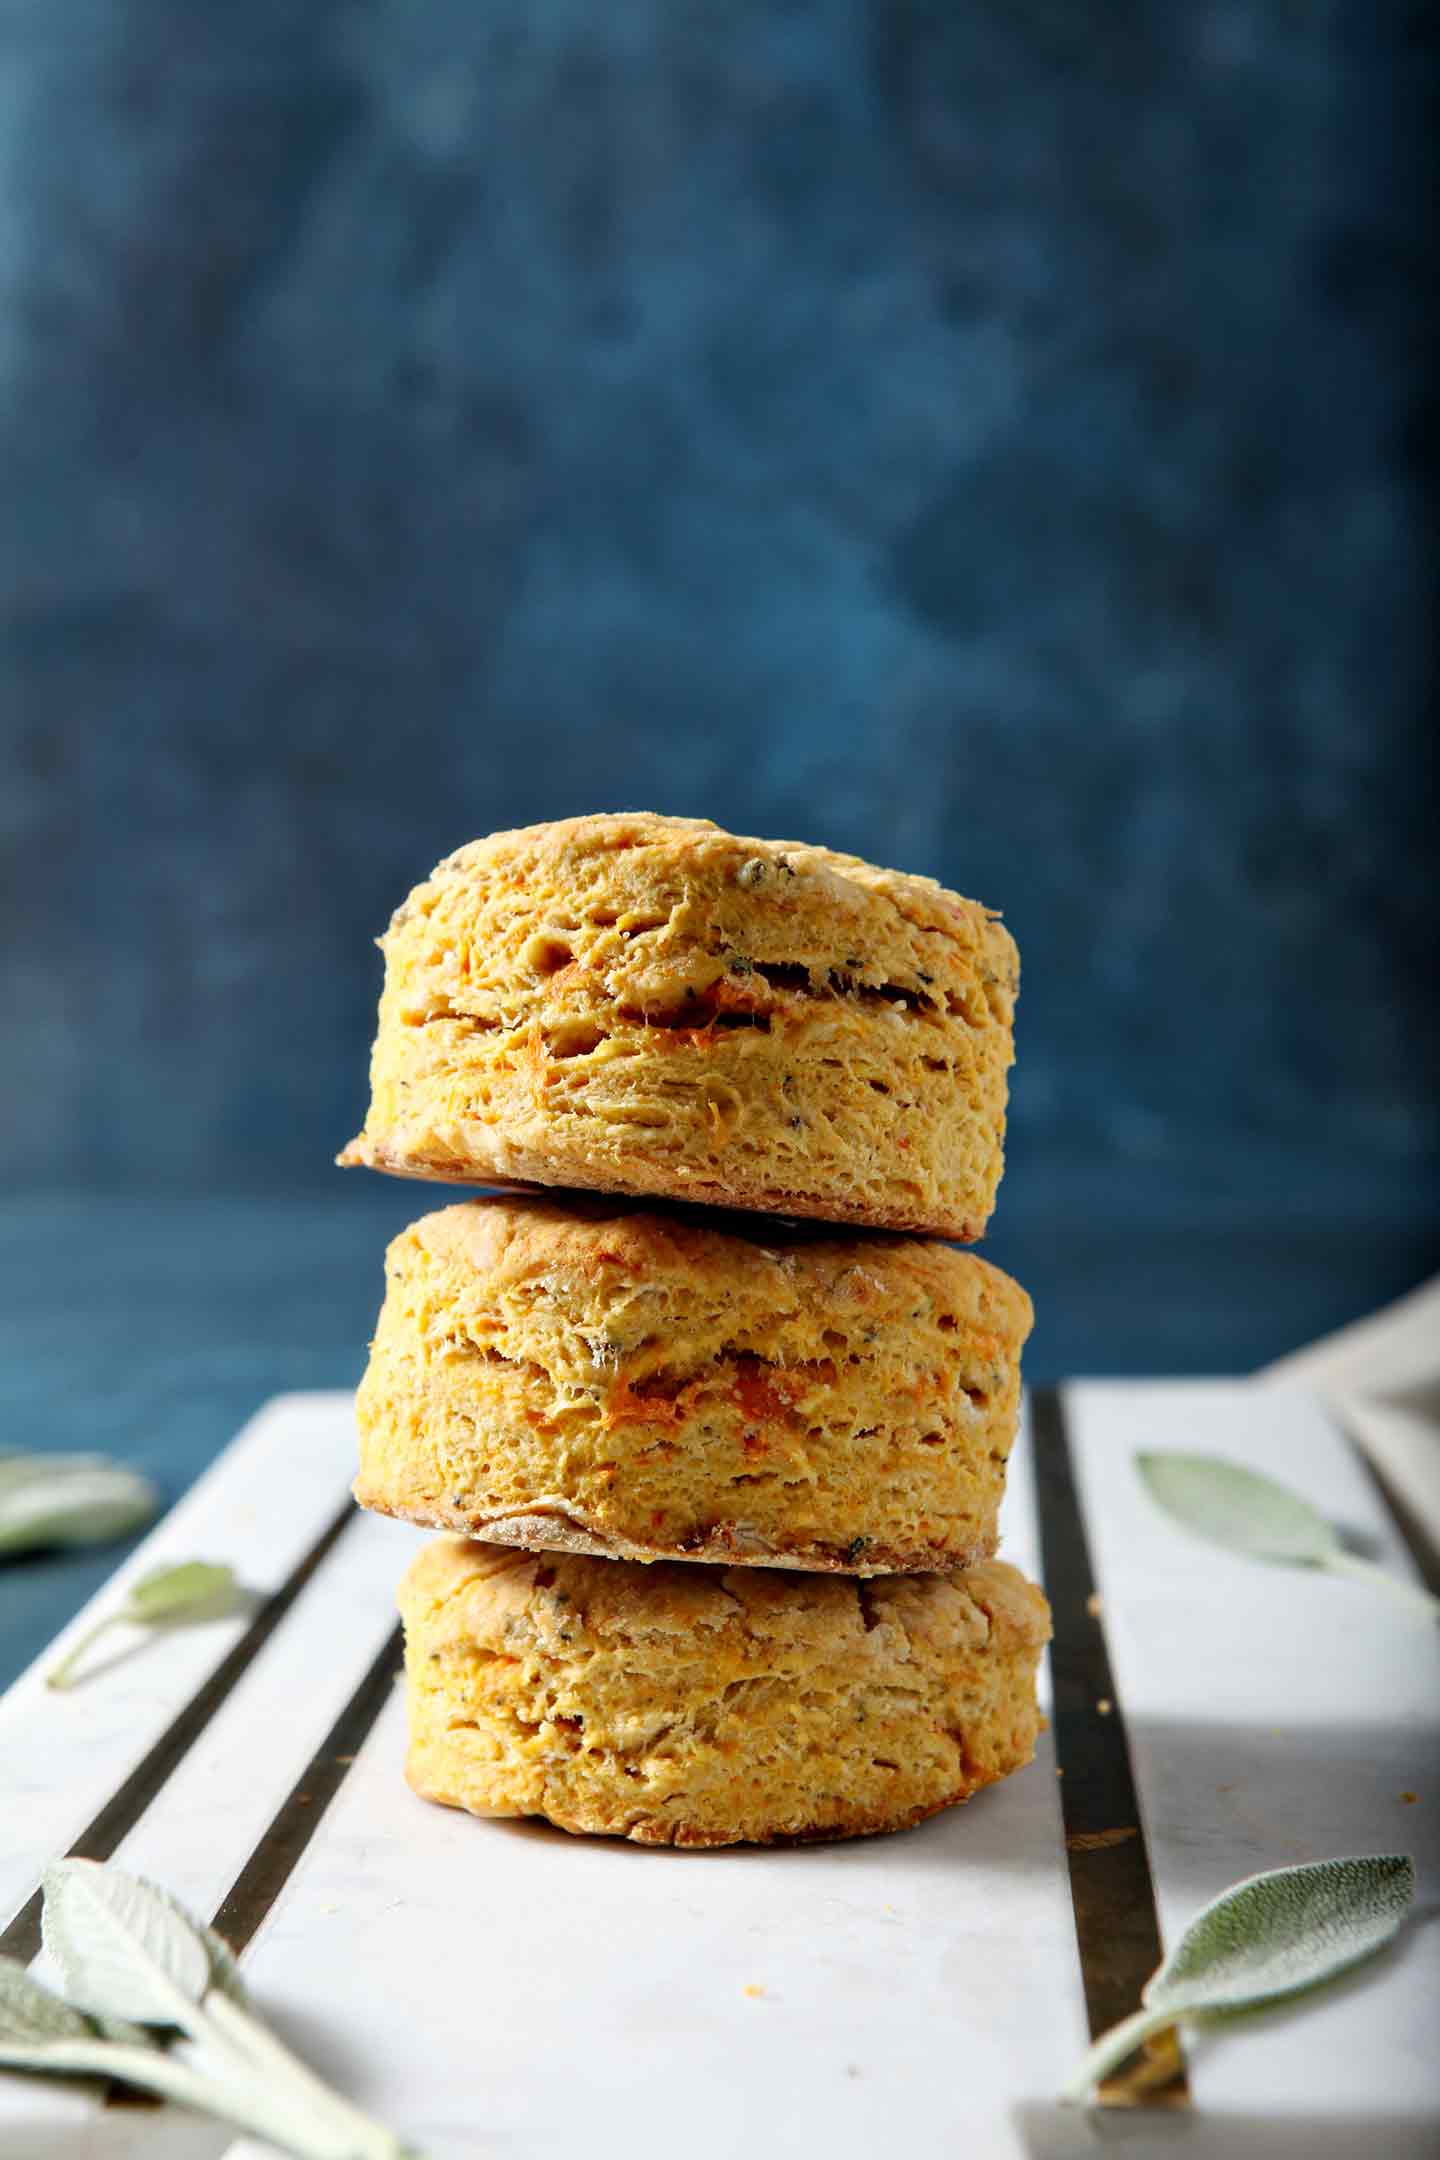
{"left": 340, "top": 813, "right": 1017, "bottom": 1239}
{"left": 399, "top": 1536, "right": 1051, "bottom": 1846}
{"left": 355, "top": 1195, "right": 1033, "bottom": 1575}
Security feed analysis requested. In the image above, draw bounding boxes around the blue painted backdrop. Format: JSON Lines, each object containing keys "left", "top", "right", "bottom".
{"left": 1, "top": 5, "right": 1436, "bottom": 1661}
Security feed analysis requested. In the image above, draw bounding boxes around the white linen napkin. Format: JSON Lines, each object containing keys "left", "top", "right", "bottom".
{"left": 1261, "top": 1274, "right": 1440, "bottom": 1560}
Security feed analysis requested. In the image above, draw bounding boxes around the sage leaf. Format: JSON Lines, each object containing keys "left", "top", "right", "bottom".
{"left": 0, "top": 1451, "right": 134, "bottom": 1499}
{"left": 1136, "top": 1453, "right": 1439, "bottom": 1621}
{"left": 0, "top": 1959, "right": 93, "bottom": 2046}
{"left": 47, "top": 1559, "right": 245, "bottom": 1690}
{"left": 145, "top": 1879, "right": 248, "bottom": 2008}
{"left": 41, "top": 1860, "right": 212, "bottom": 2027}
{"left": 85, "top": 2008, "right": 163, "bottom": 2048}
{"left": 0, "top": 2031, "right": 376, "bottom": 2159}
{"left": 126, "top": 1560, "right": 241, "bottom": 1627}
{"left": 0, "top": 1455, "right": 157, "bottom": 1559}
{"left": 1064, "top": 1854, "right": 1416, "bottom": 2101}
{"left": 13, "top": 1862, "right": 419, "bottom": 2156}
{"left": 0, "top": 1956, "right": 157, "bottom": 2054}
{"left": 1137, "top": 1451, "right": 1336, "bottom": 1563}
{"left": 1147, "top": 1853, "right": 1416, "bottom": 2014}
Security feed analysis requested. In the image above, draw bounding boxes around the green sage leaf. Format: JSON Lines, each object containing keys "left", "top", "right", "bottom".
{"left": 125, "top": 1561, "right": 241, "bottom": 1628}
{"left": 0, "top": 1959, "right": 92, "bottom": 2046}
{"left": 1137, "top": 1453, "right": 1439, "bottom": 1620}
{"left": 41, "top": 1860, "right": 212, "bottom": 2027}
{"left": 47, "top": 1558, "right": 248, "bottom": 1689}
{"left": 1063, "top": 1855, "right": 1416, "bottom": 2100}
{"left": 1147, "top": 1854, "right": 1415, "bottom": 2015}
{"left": 0, "top": 2030, "right": 385, "bottom": 2157}
{"left": 144, "top": 1878, "right": 248, "bottom": 2007}
{"left": 0, "top": 1954, "right": 157, "bottom": 2053}
{"left": 85, "top": 2009, "right": 163, "bottom": 2048}
{"left": 4, "top": 1863, "right": 419, "bottom": 2157}
{"left": 0, "top": 1456, "right": 158, "bottom": 1558}
{"left": 1136, "top": 1452, "right": 1339, "bottom": 1564}
{"left": 0, "top": 1451, "right": 133, "bottom": 1497}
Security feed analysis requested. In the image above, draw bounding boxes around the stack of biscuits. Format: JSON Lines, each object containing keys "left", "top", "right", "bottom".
{"left": 341, "top": 814, "right": 1050, "bottom": 1848}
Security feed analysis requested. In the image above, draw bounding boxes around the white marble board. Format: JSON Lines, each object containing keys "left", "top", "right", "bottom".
{"left": 0, "top": 1383, "right": 1435, "bottom": 2160}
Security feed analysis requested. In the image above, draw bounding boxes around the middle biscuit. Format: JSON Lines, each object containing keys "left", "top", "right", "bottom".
{"left": 356, "top": 1194, "right": 1033, "bottom": 1575}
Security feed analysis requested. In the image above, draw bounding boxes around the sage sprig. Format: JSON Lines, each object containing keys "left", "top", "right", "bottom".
{"left": 1063, "top": 1854, "right": 1416, "bottom": 2102}
{"left": 1136, "top": 1453, "right": 1439, "bottom": 1621}
{"left": 0, "top": 1860, "right": 420, "bottom": 2158}
{"left": 46, "top": 1561, "right": 246, "bottom": 1691}
{"left": 0, "top": 1453, "right": 157, "bottom": 1559}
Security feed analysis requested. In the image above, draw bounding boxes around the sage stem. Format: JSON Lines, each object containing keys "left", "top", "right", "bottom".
{"left": 0, "top": 2038, "right": 357, "bottom": 2158}
{"left": 1060, "top": 2005, "right": 1179, "bottom": 2104}
{"left": 1327, "top": 1552, "right": 1440, "bottom": 1623}
{"left": 45, "top": 1617, "right": 123, "bottom": 1692}
{"left": 202, "top": 1989, "right": 411, "bottom": 2159}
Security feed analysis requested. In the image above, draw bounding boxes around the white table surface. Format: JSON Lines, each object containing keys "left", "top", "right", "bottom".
{"left": 1, "top": 1383, "right": 1436, "bottom": 2159}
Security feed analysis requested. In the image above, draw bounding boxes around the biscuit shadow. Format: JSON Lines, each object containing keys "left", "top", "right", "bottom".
{"left": 459, "top": 1708, "right": 1436, "bottom": 1891}
{"left": 485, "top": 1811, "right": 908, "bottom": 1860}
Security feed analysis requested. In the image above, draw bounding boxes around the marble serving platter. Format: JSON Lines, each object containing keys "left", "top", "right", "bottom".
{"left": 1, "top": 1383, "right": 1436, "bottom": 2160}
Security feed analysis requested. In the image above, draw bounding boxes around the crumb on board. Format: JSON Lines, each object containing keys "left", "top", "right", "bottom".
{"left": 1066, "top": 1827, "right": 1138, "bottom": 1853}
{"left": 743, "top": 1984, "right": 765, "bottom": 1999}
{"left": 1401, "top": 1791, "right": 1419, "bottom": 1805}
{"left": 1085, "top": 1593, "right": 1103, "bottom": 1618}
{"left": 1096, "top": 1698, "right": 1113, "bottom": 1716}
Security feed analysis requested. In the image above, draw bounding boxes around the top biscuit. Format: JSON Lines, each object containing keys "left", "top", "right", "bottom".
{"left": 340, "top": 813, "right": 1018, "bottom": 1238}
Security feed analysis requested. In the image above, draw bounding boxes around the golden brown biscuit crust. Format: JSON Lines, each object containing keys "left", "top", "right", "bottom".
{"left": 399, "top": 1537, "right": 1051, "bottom": 1846}
{"left": 340, "top": 814, "right": 1017, "bottom": 1239}
{"left": 355, "top": 1195, "right": 1033, "bottom": 1575}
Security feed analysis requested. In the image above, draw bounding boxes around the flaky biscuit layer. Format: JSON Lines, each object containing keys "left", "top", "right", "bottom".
{"left": 400, "top": 1536, "right": 1050, "bottom": 1846}
{"left": 355, "top": 1195, "right": 1033, "bottom": 1574}
{"left": 341, "top": 813, "right": 1017, "bottom": 1239}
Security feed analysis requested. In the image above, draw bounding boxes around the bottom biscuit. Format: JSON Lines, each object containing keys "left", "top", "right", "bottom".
{"left": 398, "top": 1536, "right": 1051, "bottom": 1847}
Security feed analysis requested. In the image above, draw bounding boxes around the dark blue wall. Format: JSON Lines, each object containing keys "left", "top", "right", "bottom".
{"left": 3, "top": 5, "right": 1435, "bottom": 1312}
